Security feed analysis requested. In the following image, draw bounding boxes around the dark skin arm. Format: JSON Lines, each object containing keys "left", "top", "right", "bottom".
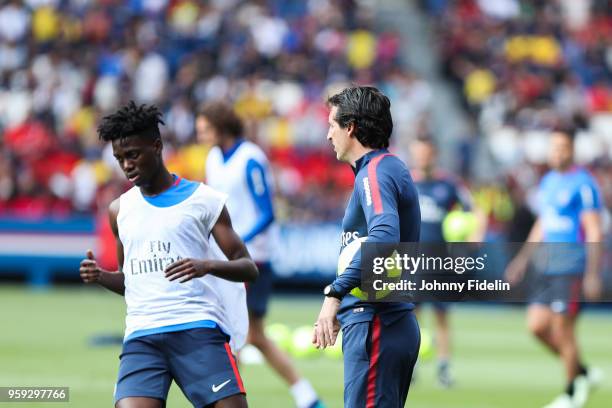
{"left": 164, "top": 206, "right": 259, "bottom": 283}
{"left": 79, "top": 198, "right": 126, "bottom": 295}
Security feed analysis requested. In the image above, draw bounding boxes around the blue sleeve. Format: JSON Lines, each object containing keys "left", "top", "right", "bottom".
{"left": 242, "top": 158, "right": 275, "bottom": 243}
{"left": 332, "top": 159, "right": 401, "bottom": 297}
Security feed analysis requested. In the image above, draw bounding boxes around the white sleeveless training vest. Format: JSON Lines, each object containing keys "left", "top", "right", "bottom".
{"left": 206, "top": 141, "right": 275, "bottom": 262}
{"left": 117, "top": 181, "right": 248, "bottom": 351}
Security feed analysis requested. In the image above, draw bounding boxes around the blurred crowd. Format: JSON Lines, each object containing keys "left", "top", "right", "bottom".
{"left": 1, "top": 0, "right": 611, "bottom": 238}
{"left": 421, "top": 0, "right": 612, "bottom": 236}
{"left": 0, "top": 0, "right": 433, "bottom": 222}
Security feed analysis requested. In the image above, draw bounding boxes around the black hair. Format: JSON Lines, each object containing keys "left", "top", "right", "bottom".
{"left": 97, "top": 101, "right": 165, "bottom": 142}
{"left": 327, "top": 86, "right": 393, "bottom": 149}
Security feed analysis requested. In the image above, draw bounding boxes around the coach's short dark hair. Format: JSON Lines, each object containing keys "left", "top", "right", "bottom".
{"left": 97, "top": 101, "right": 164, "bottom": 142}
{"left": 198, "top": 101, "right": 243, "bottom": 138}
{"left": 327, "top": 86, "right": 393, "bottom": 149}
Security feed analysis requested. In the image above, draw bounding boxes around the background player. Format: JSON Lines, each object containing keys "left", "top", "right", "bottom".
{"left": 196, "top": 101, "right": 323, "bottom": 408}
{"left": 80, "top": 102, "right": 257, "bottom": 408}
{"left": 313, "top": 86, "right": 421, "bottom": 407}
{"left": 409, "top": 135, "right": 485, "bottom": 387}
{"left": 506, "top": 130, "right": 603, "bottom": 408}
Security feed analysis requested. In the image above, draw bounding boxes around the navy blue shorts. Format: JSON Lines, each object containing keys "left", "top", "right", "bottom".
{"left": 114, "top": 327, "right": 245, "bottom": 406}
{"left": 247, "top": 262, "right": 274, "bottom": 318}
{"left": 529, "top": 274, "right": 583, "bottom": 316}
{"left": 342, "top": 312, "right": 420, "bottom": 408}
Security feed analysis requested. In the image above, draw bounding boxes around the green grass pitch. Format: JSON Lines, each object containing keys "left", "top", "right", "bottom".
{"left": 1, "top": 286, "right": 610, "bottom": 407}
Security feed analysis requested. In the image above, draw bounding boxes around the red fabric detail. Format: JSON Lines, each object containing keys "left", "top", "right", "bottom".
{"left": 224, "top": 343, "right": 245, "bottom": 393}
{"left": 366, "top": 315, "right": 382, "bottom": 408}
{"left": 367, "top": 154, "right": 392, "bottom": 214}
{"left": 568, "top": 278, "right": 582, "bottom": 317}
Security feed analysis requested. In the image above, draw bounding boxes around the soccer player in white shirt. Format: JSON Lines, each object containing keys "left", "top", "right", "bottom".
{"left": 80, "top": 101, "right": 257, "bottom": 408}
{"left": 197, "top": 102, "right": 323, "bottom": 408}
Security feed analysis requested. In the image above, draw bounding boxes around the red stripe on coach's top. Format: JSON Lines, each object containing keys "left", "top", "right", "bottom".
{"left": 225, "top": 342, "right": 246, "bottom": 393}
{"left": 568, "top": 278, "right": 581, "bottom": 317}
{"left": 367, "top": 154, "right": 392, "bottom": 215}
{"left": 172, "top": 176, "right": 182, "bottom": 187}
{"left": 366, "top": 315, "right": 382, "bottom": 408}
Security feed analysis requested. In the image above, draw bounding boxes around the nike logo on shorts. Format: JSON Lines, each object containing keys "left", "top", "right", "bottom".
{"left": 212, "top": 379, "right": 231, "bottom": 393}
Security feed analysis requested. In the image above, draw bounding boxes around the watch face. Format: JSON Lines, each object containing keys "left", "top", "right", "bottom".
{"left": 324, "top": 285, "right": 331, "bottom": 295}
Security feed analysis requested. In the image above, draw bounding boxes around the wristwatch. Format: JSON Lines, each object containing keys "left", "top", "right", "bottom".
{"left": 324, "top": 284, "right": 343, "bottom": 300}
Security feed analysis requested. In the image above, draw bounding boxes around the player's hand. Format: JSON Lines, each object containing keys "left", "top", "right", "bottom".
{"left": 312, "top": 296, "right": 341, "bottom": 349}
{"left": 505, "top": 256, "right": 528, "bottom": 286}
{"left": 164, "top": 258, "right": 209, "bottom": 283}
{"left": 80, "top": 249, "right": 101, "bottom": 283}
{"left": 583, "top": 273, "right": 602, "bottom": 301}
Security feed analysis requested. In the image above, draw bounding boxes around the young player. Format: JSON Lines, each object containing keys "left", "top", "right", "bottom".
{"left": 409, "top": 135, "right": 482, "bottom": 387}
{"left": 506, "top": 130, "right": 603, "bottom": 408}
{"left": 196, "top": 102, "right": 323, "bottom": 408}
{"left": 313, "top": 86, "right": 421, "bottom": 407}
{"left": 79, "top": 101, "right": 257, "bottom": 408}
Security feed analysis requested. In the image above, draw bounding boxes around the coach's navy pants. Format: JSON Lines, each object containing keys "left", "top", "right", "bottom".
{"left": 342, "top": 312, "right": 420, "bottom": 408}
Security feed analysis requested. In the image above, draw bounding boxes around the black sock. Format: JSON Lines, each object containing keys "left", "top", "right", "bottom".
{"left": 578, "top": 364, "right": 588, "bottom": 377}
{"left": 566, "top": 381, "right": 575, "bottom": 396}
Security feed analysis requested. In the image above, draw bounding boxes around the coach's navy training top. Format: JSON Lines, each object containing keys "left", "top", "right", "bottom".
{"left": 331, "top": 149, "right": 421, "bottom": 328}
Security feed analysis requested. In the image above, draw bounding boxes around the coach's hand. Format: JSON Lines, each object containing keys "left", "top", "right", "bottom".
{"left": 165, "top": 258, "right": 209, "bottom": 283}
{"left": 312, "top": 296, "right": 341, "bottom": 349}
{"left": 80, "top": 249, "right": 101, "bottom": 283}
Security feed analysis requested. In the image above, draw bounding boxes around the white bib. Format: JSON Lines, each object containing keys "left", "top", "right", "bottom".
{"left": 206, "top": 141, "right": 276, "bottom": 262}
{"left": 117, "top": 181, "right": 248, "bottom": 351}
